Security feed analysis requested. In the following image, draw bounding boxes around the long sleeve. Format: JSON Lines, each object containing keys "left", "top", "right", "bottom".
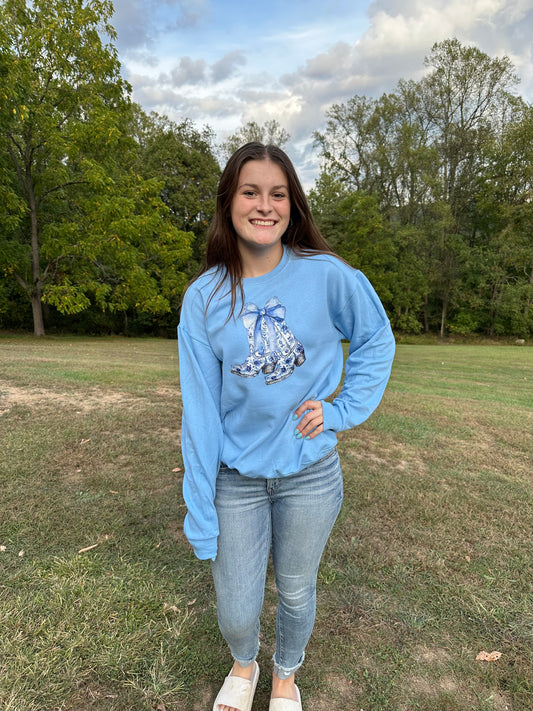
{"left": 178, "top": 293, "right": 224, "bottom": 560}
{"left": 177, "top": 254, "right": 395, "bottom": 556}
{"left": 321, "top": 270, "right": 395, "bottom": 432}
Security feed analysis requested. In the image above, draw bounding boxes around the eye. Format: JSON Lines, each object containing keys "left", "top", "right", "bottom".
{"left": 242, "top": 190, "right": 256, "bottom": 197}
{"left": 273, "top": 192, "right": 288, "bottom": 200}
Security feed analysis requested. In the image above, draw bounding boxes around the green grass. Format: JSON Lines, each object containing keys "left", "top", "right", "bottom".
{"left": 0, "top": 336, "right": 531, "bottom": 710}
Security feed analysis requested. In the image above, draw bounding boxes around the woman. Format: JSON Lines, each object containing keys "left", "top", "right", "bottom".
{"left": 178, "top": 142, "right": 395, "bottom": 711}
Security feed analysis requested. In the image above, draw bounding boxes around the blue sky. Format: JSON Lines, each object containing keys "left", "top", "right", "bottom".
{"left": 111, "top": 0, "right": 533, "bottom": 185}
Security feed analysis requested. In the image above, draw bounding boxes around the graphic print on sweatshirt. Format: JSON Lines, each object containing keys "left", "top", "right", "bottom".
{"left": 231, "top": 297, "right": 306, "bottom": 385}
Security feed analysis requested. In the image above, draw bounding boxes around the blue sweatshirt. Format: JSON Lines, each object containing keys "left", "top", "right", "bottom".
{"left": 178, "top": 248, "right": 395, "bottom": 560}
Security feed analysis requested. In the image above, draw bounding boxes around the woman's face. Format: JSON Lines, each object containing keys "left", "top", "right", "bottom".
{"left": 230, "top": 159, "right": 291, "bottom": 261}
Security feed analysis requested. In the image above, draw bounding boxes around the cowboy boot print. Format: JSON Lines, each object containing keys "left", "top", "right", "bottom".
{"left": 231, "top": 297, "right": 306, "bottom": 384}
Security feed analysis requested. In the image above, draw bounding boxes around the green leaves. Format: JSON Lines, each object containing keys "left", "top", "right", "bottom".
{"left": 312, "top": 39, "right": 532, "bottom": 337}
{"left": 0, "top": 0, "right": 193, "bottom": 334}
{"left": 40, "top": 168, "right": 193, "bottom": 317}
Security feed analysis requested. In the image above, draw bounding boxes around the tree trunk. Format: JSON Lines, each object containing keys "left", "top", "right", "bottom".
{"left": 29, "top": 178, "right": 45, "bottom": 336}
{"left": 524, "top": 265, "right": 533, "bottom": 321}
{"left": 440, "top": 295, "right": 448, "bottom": 338}
{"left": 31, "top": 288, "right": 45, "bottom": 336}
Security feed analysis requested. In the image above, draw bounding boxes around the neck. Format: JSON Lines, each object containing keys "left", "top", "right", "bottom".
{"left": 240, "top": 244, "right": 284, "bottom": 278}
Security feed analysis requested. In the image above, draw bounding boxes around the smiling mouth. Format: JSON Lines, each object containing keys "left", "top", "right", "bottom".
{"left": 250, "top": 219, "right": 276, "bottom": 226}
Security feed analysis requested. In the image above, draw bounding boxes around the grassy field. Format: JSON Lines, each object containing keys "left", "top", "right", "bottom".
{"left": 0, "top": 335, "right": 531, "bottom": 711}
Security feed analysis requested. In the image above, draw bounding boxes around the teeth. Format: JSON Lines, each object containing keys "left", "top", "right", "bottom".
{"left": 251, "top": 219, "right": 275, "bottom": 226}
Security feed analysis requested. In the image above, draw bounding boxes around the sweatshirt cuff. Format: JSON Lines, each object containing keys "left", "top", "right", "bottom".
{"left": 322, "top": 400, "right": 342, "bottom": 432}
{"left": 191, "top": 538, "right": 218, "bottom": 561}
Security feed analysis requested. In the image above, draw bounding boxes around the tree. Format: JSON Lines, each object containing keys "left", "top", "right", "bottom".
{"left": 309, "top": 176, "right": 391, "bottom": 285}
{"left": 0, "top": 0, "right": 192, "bottom": 335}
{"left": 468, "top": 103, "right": 533, "bottom": 336}
{"left": 132, "top": 110, "right": 220, "bottom": 272}
{"left": 420, "top": 38, "right": 519, "bottom": 219}
{"left": 313, "top": 95, "right": 376, "bottom": 192}
{"left": 313, "top": 39, "right": 526, "bottom": 335}
{"left": 219, "top": 120, "right": 290, "bottom": 161}
{"left": 38, "top": 165, "right": 192, "bottom": 323}
{"left": 308, "top": 172, "right": 428, "bottom": 331}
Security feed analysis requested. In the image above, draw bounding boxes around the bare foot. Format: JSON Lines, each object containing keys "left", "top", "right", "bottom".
{"left": 271, "top": 672, "right": 299, "bottom": 701}
{"left": 217, "top": 661, "right": 255, "bottom": 711}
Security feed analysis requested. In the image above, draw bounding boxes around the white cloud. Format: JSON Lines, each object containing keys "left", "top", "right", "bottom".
{"left": 117, "top": 0, "right": 533, "bottom": 183}
{"left": 277, "top": 0, "right": 533, "bottom": 145}
{"left": 169, "top": 57, "right": 207, "bottom": 86}
{"left": 299, "top": 43, "right": 352, "bottom": 80}
{"left": 211, "top": 51, "right": 246, "bottom": 82}
{"left": 171, "top": 0, "right": 210, "bottom": 28}
{"left": 112, "top": 0, "right": 210, "bottom": 51}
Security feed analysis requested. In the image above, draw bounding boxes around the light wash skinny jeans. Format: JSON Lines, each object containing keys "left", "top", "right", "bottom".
{"left": 211, "top": 447, "right": 343, "bottom": 679}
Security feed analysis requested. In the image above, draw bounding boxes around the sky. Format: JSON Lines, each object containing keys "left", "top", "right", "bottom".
{"left": 110, "top": 0, "right": 533, "bottom": 187}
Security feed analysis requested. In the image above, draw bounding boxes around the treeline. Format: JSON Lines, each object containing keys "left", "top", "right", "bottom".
{"left": 0, "top": 0, "right": 220, "bottom": 337}
{"left": 1, "top": 1, "right": 531, "bottom": 338}
{"left": 311, "top": 39, "right": 533, "bottom": 338}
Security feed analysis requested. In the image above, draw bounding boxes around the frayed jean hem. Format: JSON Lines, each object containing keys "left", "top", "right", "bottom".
{"left": 231, "top": 650, "right": 259, "bottom": 669}
{"left": 272, "top": 652, "right": 305, "bottom": 680}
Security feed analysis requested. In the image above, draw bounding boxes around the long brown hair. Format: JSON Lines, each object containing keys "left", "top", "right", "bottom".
{"left": 199, "top": 142, "right": 336, "bottom": 316}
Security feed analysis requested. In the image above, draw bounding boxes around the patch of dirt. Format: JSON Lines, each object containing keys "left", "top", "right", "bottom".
{"left": 191, "top": 685, "right": 216, "bottom": 711}
{"left": 0, "top": 381, "right": 148, "bottom": 415}
{"left": 64, "top": 683, "right": 121, "bottom": 710}
{"left": 407, "top": 674, "right": 458, "bottom": 695}
{"left": 156, "top": 385, "right": 181, "bottom": 398}
{"left": 487, "top": 691, "right": 513, "bottom": 711}
{"left": 412, "top": 644, "right": 451, "bottom": 665}
{"left": 306, "top": 673, "right": 362, "bottom": 710}
{"left": 159, "top": 426, "right": 182, "bottom": 443}
{"left": 168, "top": 520, "right": 188, "bottom": 546}
{"left": 340, "top": 432, "right": 429, "bottom": 477}
{"left": 401, "top": 673, "right": 479, "bottom": 708}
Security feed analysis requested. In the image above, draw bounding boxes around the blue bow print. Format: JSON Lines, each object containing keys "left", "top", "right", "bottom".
{"left": 242, "top": 297, "right": 286, "bottom": 356}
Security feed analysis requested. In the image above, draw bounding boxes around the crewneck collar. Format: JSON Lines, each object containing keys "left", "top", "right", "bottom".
{"left": 242, "top": 246, "right": 290, "bottom": 284}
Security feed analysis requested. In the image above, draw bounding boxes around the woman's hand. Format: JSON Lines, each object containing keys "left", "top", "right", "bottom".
{"left": 293, "top": 400, "right": 323, "bottom": 440}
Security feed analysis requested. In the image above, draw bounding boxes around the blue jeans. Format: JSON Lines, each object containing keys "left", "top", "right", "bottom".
{"left": 211, "top": 447, "right": 343, "bottom": 679}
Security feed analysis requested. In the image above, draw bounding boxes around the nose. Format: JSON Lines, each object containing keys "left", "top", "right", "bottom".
{"left": 257, "top": 194, "right": 272, "bottom": 213}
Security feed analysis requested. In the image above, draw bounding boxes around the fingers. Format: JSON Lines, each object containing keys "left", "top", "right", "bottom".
{"left": 293, "top": 399, "right": 324, "bottom": 440}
